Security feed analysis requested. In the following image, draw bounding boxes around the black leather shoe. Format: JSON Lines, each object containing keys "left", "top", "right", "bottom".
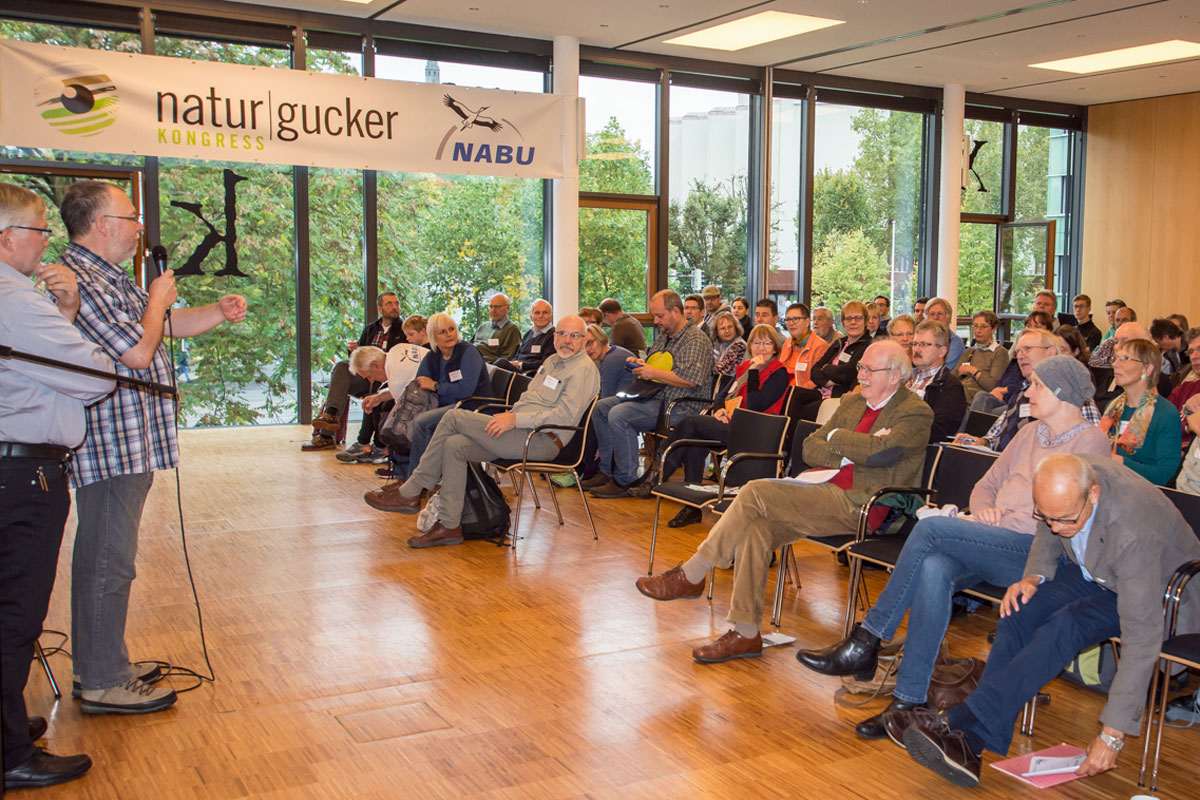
{"left": 4, "top": 747, "right": 92, "bottom": 789}
{"left": 667, "top": 506, "right": 702, "bottom": 527}
{"left": 28, "top": 715, "right": 48, "bottom": 741}
{"left": 856, "top": 699, "right": 925, "bottom": 741}
{"left": 795, "top": 623, "right": 881, "bottom": 681}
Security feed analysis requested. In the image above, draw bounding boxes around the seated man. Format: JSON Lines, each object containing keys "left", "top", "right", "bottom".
{"left": 922, "top": 297, "right": 964, "bottom": 369}
{"left": 587, "top": 289, "right": 714, "bottom": 498}
{"left": 599, "top": 297, "right": 646, "bottom": 355}
{"left": 701, "top": 285, "right": 731, "bottom": 339}
{"left": 896, "top": 453, "right": 1200, "bottom": 788}
{"left": 472, "top": 292, "right": 522, "bottom": 363}
{"left": 957, "top": 310, "right": 1009, "bottom": 404}
{"left": 335, "top": 346, "right": 404, "bottom": 465}
{"left": 1069, "top": 294, "right": 1103, "bottom": 350}
{"left": 1032, "top": 289, "right": 1057, "bottom": 319}
{"left": 754, "top": 297, "right": 780, "bottom": 330}
{"left": 635, "top": 340, "right": 932, "bottom": 664}
{"left": 1090, "top": 312, "right": 1141, "bottom": 367}
{"left": 811, "top": 305, "right": 838, "bottom": 343}
{"left": 1151, "top": 317, "right": 1184, "bottom": 375}
{"left": 305, "top": 291, "right": 406, "bottom": 452}
{"left": 1102, "top": 299, "right": 1126, "bottom": 341}
{"left": 495, "top": 299, "right": 555, "bottom": 375}
{"left": 908, "top": 320, "right": 967, "bottom": 442}
{"left": 362, "top": 315, "right": 599, "bottom": 546}
{"left": 796, "top": 356, "right": 1108, "bottom": 741}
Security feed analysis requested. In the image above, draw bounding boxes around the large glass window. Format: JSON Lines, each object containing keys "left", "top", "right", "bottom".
{"left": 1016, "top": 125, "right": 1073, "bottom": 304}
{"left": 768, "top": 97, "right": 804, "bottom": 310}
{"left": 961, "top": 118, "right": 1004, "bottom": 216}
{"left": 811, "top": 103, "right": 924, "bottom": 315}
{"left": 667, "top": 85, "right": 750, "bottom": 300}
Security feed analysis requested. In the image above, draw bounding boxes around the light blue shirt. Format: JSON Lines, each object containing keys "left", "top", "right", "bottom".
{"left": 946, "top": 330, "right": 965, "bottom": 370}
{"left": 1069, "top": 501, "right": 1100, "bottom": 583}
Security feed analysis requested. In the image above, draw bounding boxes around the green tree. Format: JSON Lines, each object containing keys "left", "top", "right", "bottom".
{"left": 811, "top": 229, "right": 890, "bottom": 315}
{"left": 668, "top": 177, "right": 748, "bottom": 298}
{"left": 811, "top": 168, "right": 871, "bottom": 253}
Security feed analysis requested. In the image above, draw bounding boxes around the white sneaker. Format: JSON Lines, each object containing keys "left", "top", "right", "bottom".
{"left": 79, "top": 677, "right": 177, "bottom": 715}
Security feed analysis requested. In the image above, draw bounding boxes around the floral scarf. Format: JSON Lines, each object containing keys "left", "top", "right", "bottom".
{"left": 1100, "top": 390, "right": 1157, "bottom": 454}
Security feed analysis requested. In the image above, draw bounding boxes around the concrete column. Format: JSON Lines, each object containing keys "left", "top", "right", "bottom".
{"left": 552, "top": 35, "right": 580, "bottom": 315}
{"left": 937, "top": 83, "right": 965, "bottom": 308}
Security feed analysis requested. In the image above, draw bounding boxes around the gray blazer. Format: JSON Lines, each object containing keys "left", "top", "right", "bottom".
{"left": 1023, "top": 456, "right": 1200, "bottom": 734}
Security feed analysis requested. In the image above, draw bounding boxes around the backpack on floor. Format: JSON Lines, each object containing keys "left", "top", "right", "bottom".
{"left": 379, "top": 379, "right": 437, "bottom": 454}
{"left": 460, "top": 461, "right": 511, "bottom": 545}
{"left": 1060, "top": 641, "right": 1118, "bottom": 694}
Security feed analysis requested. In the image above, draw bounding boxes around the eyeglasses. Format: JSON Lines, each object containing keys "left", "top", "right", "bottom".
{"left": 911, "top": 341, "right": 944, "bottom": 350}
{"left": 784, "top": 316, "right": 808, "bottom": 323}
{"left": 555, "top": 331, "right": 585, "bottom": 340}
{"left": 842, "top": 315, "right": 865, "bottom": 323}
{"left": 1114, "top": 354, "right": 1147, "bottom": 364}
{"left": 1032, "top": 497, "right": 1090, "bottom": 527}
{"left": 103, "top": 214, "right": 143, "bottom": 223}
{"left": 1014, "top": 344, "right": 1055, "bottom": 356}
{"left": 856, "top": 363, "right": 893, "bottom": 375}
{"left": 4, "top": 225, "right": 51, "bottom": 238}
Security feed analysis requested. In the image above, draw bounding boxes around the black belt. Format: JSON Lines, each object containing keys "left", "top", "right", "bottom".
{"left": 0, "top": 442, "right": 73, "bottom": 462}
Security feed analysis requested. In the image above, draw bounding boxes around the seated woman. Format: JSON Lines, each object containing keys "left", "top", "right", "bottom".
{"left": 866, "top": 301, "right": 889, "bottom": 341}
{"left": 585, "top": 323, "right": 634, "bottom": 399}
{"left": 796, "top": 356, "right": 1109, "bottom": 740}
{"left": 957, "top": 310, "right": 1009, "bottom": 403}
{"left": 660, "top": 323, "right": 790, "bottom": 527}
{"left": 1169, "top": 326, "right": 1200, "bottom": 450}
{"left": 1100, "top": 337, "right": 1182, "bottom": 485}
{"left": 1055, "top": 324, "right": 1092, "bottom": 366}
{"left": 887, "top": 314, "right": 916, "bottom": 360}
{"left": 711, "top": 311, "right": 746, "bottom": 380}
{"left": 796, "top": 300, "right": 872, "bottom": 421}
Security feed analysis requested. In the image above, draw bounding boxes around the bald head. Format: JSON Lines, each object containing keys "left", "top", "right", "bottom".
{"left": 488, "top": 293, "right": 511, "bottom": 322}
{"left": 1033, "top": 454, "right": 1100, "bottom": 536}
{"left": 1115, "top": 322, "right": 1149, "bottom": 343}
{"left": 530, "top": 299, "right": 553, "bottom": 329}
{"left": 554, "top": 314, "right": 586, "bottom": 357}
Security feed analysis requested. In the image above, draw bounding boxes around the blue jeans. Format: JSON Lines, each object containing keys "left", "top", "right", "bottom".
{"left": 861, "top": 516, "right": 1031, "bottom": 704}
{"left": 71, "top": 471, "right": 155, "bottom": 689}
{"left": 408, "top": 405, "right": 454, "bottom": 473}
{"left": 959, "top": 558, "right": 1119, "bottom": 755}
{"left": 593, "top": 397, "right": 682, "bottom": 485}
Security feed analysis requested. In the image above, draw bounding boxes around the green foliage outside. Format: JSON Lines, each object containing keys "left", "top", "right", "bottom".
{"left": 668, "top": 177, "right": 748, "bottom": 299}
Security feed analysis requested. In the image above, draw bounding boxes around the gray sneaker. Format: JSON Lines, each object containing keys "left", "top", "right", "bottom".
{"left": 72, "top": 662, "right": 161, "bottom": 699}
{"left": 357, "top": 446, "right": 390, "bottom": 464}
{"left": 79, "top": 677, "right": 177, "bottom": 715}
{"left": 336, "top": 442, "right": 371, "bottom": 463}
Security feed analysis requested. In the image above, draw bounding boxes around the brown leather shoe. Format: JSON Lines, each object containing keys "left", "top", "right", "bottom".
{"left": 364, "top": 482, "right": 422, "bottom": 513}
{"left": 311, "top": 411, "right": 340, "bottom": 435}
{"left": 902, "top": 719, "right": 982, "bottom": 788}
{"left": 635, "top": 564, "right": 706, "bottom": 601}
{"left": 301, "top": 434, "right": 335, "bottom": 451}
{"left": 407, "top": 522, "right": 464, "bottom": 548}
{"left": 880, "top": 703, "right": 941, "bottom": 748}
{"left": 692, "top": 629, "right": 763, "bottom": 664}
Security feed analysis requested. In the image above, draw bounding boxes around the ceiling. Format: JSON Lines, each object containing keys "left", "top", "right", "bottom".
{"left": 229, "top": 0, "right": 1200, "bottom": 105}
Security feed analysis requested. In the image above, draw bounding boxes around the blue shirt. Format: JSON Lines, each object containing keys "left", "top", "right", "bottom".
{"left": 946, "top": 330, "right": 965, "bottom": 370}
{"left": 1069, "top": 501, "right": 1100, "bottom": 583}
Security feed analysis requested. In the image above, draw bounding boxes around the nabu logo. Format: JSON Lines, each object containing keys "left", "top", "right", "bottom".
{"left": 435, "top": 93, "right": 535, "bottom": 166}
{"left": 34, "top": 65, "right": 119, "bottom": 137}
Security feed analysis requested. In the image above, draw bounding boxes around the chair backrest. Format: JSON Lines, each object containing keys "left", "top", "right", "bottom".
{"left": 712, "top": 373, "right": 735, "bottom": 402}
{"left": 963, "top": 409, "right": 999, "bottom": 438}
{"left": 551, "top": 396, "right": 599, "bottom": 468}
{"left": 787, "top": 418, "right": 823, "bottom": 477}
{"left": 929, "top": 444, "right": 999, "bottom": 509}
{"left": 1162, "top": 486, "right": 1200, "bottom": 541}
{"left": 724, "top": 408, "right": 791, "bottom": 485}
{"left": 507, "top": 372, "right": 532, "bottom": 404}
{"left": 814, "top": 396, "right": 841, "bottom": 425}
{"left": 489, "top": 367, "right": 516, "bottom": 401}
{"left": 920, "top": 443, "right": 941, "bottom": 490}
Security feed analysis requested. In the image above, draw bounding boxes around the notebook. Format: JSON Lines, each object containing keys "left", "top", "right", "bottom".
{"left": 990, "top": 743, "right": 1088, "bottom": 788}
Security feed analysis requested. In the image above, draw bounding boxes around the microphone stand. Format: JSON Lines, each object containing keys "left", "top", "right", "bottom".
{"left": 0, "top": 344, "right": 179, "bottom": 396}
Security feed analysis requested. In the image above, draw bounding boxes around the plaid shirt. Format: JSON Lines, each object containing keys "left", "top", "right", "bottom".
{"left": 649, "top": 322, "right": 715, "bottom": 412}
{"left": 63, "top": 243, "right": 178, "bottom": 488}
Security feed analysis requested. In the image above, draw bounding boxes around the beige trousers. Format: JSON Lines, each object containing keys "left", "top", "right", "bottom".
{"left": 696, "top": 479, "right": 859, "bottom": 626}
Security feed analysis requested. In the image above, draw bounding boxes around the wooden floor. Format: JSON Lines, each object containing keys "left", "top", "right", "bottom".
{"left": 24, "top": 426, "right": 1195, "bottom": 799}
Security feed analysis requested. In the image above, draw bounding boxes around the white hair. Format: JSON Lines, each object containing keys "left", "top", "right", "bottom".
{"left": 426, "top": 312, "right": 458, "bottom": 343}
{"left": 349, "top": 345, "right": 385, "bottom": 377}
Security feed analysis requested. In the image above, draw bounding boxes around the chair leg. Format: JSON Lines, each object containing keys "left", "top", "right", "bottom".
{"left": 707, "top": 566, "right": 715, "bottom": 601}
{"left": 35, "top": 638, "right": 61, "bottom": 700}
{"left": 842, "top": 554, "right": 865, "bottom": 638}
{"left": 574, "top": 470, "right": 599, "bottom": 541}
{"left": 771, "top": 545, "right": 790, "bottom": 628}
{"left": 527, "top": 472, "right": 542, "bottom": 509}
{"left": 785, "top": 547, "right": 802, "bottom": 592}
{"left": 647, "top": 496, "right": 662, "bottom": 575}
{"left": 1138, "top": 659, "right": 1164, "bottom": 787}
{"left": 1149, "top": 658, "right": 1172, "bottom": 791}
{"left": 545, "top": 473, "right": 564, "bottom": 525}
{"left": 510, "top": 469, "right": 527, "bottom": 550}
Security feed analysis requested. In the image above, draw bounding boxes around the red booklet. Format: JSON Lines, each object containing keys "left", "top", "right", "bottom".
{"left": 990, "top": 743, "right": 1089, "bottom": 788}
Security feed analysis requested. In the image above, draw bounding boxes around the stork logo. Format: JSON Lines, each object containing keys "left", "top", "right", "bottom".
{"left": 435, "top": 92, "right": 535, "bottom": 166}
{"left": 34, "top": 65, "right": 119, "bottom": 137}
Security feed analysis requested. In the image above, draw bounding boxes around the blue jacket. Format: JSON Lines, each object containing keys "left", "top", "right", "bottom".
{"left": 417, "top": 342, "right": 488, "bottom": 406}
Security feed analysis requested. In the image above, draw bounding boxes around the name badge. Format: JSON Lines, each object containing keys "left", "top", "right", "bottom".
{"left": 531, "top": 345, "right": 542, "bottom": 354}
{"left": 796, "top": 361, "right": 808, "bottom": 372}
{"left": 488, "top": 338, "right": 500, "bottom": 347}
{"left": 1018, "top": 403, "right": 1031, "bottom": 418}
{"left": 837, "top": 352, "right": 851, "bottom": 364}
{"left": 449, "top": 370, "right": 463, "bottom": 382}
{"left": 543, "top": 375, "right": 560, "bottom": 390}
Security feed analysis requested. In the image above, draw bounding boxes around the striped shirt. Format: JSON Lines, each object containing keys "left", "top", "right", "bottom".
{"left": 63, "top": 243, "right": 178, "bottom": 487}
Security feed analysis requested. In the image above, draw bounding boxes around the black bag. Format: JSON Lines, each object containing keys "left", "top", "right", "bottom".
{"left": 378, "top": 379, "right": 437, "bottom": 454}
{"left": 460, "top": 462, "right": 511, "bottom": 544}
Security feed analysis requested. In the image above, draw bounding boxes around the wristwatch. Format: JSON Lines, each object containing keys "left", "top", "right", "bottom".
{"left": 1098, "top": 731, "right": 1124, "bottom": 752}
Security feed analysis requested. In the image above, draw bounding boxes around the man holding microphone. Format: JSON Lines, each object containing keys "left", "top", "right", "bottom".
{"left": 1, "top": 184, "right": 114, "bottom": 789}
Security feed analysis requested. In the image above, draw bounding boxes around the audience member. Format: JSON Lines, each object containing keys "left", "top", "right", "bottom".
{"left": 909, "top": 320, "right": 967, "bottom": 443}
{"left": 1150, "top": 317, "right": 1184, "bottom": 375}
{"left": 585, "top": 324, "right": 634, "bottom": 399}
{"left": 588, "top": 290, "right": 714, "bottom": 498}
{"left": 866, "top": 301, "right": 888, "bottom": 341}
{"left": 888, "top": 314, "right": 916, "bottom": 359}
{"left": 1089, "top": 320, "right": 1149, "bottom": 368}
{"left": 957, "top": 310, "right": 1009, "bottom": 403}
{"left": 754, "top": 298, "right": 779, "bottom": 329}
{"left": 1115, "top": 305, "right": 1137, "bottom": 325}
{"left": 874, "top": 294, "right": 891, "bottom": 328}
{"left": 1177, "top": 411, "right": 1200, "bottom": 495}
{"left": 495, "top": 299, "right": 555, "bottom": 374}
{"left": 797, "top": 301, "right": 872, "bottom": 421}
{"left": 897, "top": 454, "right": 1200, "bottom": 788}
{"left": 922, "top": 297, "right": 964, "bottom": 369}
{"left": 1103, "top": 299, "right": 1126, "bottom": 340}
{"left": 797, "top": 356, "right": 1107, "bottom": 741}
{"left": 659, "top": 324, "right": 791, "bottom": 527}
{"left": 1032, "top": 289, "right": 1057, "bottom": 318}
{"left": 403, "top": 314, "right": 429, "bottom": 347}
{"left": 1024, "top": 310, "right": 1054, "bottom": 332}
{"left": 307, "top": 291, "right": 407, "bottom": 452}
{"left": 913, "top": 297, "right": 928, "bottom": 322}
{"left": 1101, "top": 337, "right": 1182, "bottom": 485}
{"left": 683, "top": 294, "right": 705, "bottom": 328}
{"left": 579, "top": 306, "right": 602, "bottom": 327}
{"left": 340, "top": 346, "right": 397, "bottom": 466}
{"left": 472, "top": 293, "right": 521, "bottom": 363}
{"left": 364, "top": 316, "right": 599, "bottom": 543}
{"left": 730, "top": 295, "right": 752, "bottom": 333}
{"left": 701, "top": 285, "right": 730, "bottom": 339}
{"left": 1070, "top": 294, "right": 1102, "bottom": 349}
{"left": 404, "top": 313, "right": 489, "bottom": 474}
{"left": 711, "top": 311, "right": 746, "bottom": 379}
{"left": 779, "top": 302, "right": 831, "bottom": 402}
{"left": 634, "top": 340, "right": 932, "bottom": 664}
{"left": 1055, "top": 324, "right": 1092, "bottom": 366}
{"left": 599, "top": 297, "right": 647, "bottom": 354}
{"left": 812, "top": 305, "right": 838, "bottom": 343}
{"left": 1168, "top": 327, "right": 1200, "bottom": 449}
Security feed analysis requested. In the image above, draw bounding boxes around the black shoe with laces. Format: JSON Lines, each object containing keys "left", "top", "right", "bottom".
{"left": 4, "top": 748, "right": 92, "bottom": 789}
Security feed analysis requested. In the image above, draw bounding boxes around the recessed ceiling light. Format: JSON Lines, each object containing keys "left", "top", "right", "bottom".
{"left": 337, "top": 0, "right": 375, "bottom": 4}
{"left": 662, "top": 10, "right": 844, "bottom": 51}
{"left": 1030, "top": 39, "right": 1200, "bottom": 73}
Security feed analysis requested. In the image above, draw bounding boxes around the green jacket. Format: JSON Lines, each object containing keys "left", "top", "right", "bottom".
{"left": 472, "top": 319, "right": 522, "bottom": 363}
{"left": 803, "top": 388, "right": 934, "bottom": 506}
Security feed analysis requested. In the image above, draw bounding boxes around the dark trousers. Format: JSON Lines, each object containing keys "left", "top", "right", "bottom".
{"left": 319, "top": 360, "right": 376, "bottom": 444}
{"left": 662, "top": 414, "right": 730, "bottom": 483}
{"left": 1, "top": 457, "right": 70, "bottom": 772}
{"left": 958, "top": 559, "right": 1119, "bottom": 755}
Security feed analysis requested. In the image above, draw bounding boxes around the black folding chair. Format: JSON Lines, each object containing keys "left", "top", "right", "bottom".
{"left": 646, "top": 408, "right": 790, "bottom": 576}
{"left": 458, "top": 366, "right": 515, "bottom": 411}
{"left": 962, "top": 409, "right": 999, "bottom": 438}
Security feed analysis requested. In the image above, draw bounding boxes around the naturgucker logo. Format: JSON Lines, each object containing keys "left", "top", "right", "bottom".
{"left": 34, "top": 65, "right": 119, "bottom": 137}
{"left": 435, "top": 92, "right": 534, "bottom": 166}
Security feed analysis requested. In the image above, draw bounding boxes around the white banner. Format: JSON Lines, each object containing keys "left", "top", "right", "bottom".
{"left": 0, "top": 40, "right": 568, "bottom": 178}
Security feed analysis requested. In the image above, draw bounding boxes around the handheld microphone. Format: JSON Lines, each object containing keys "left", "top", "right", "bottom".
{"left": 149, "top": 244, "right": 169, "bottom": 281}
